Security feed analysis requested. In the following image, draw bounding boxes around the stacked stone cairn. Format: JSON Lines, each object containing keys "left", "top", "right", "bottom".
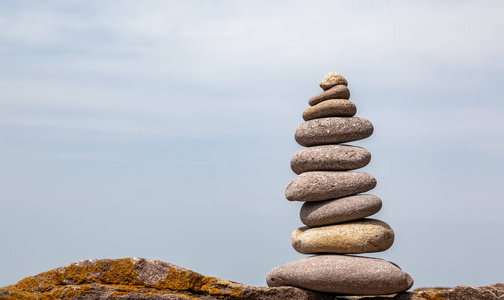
{"left": 266, "top": 73, "right": 414, "bottom": 295}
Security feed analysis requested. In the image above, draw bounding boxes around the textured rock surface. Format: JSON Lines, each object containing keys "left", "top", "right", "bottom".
{"left": 290, "top": 145, "right": 371, "bottom": 174}
{"left": 0, "top": 258, "right": 334, "bottom": 300}
{"left": 291, "top": 219, "right": 394, "bottom": 254}
{"left": 0, "top": 257, "right": 502, "bottom": 299}
{"left": 300, "top": 194, "right": 382, "bottom": 226}
{"left": 267, "top": 255, "right": 412, "bottom": 295}
{"left": 285, "top": 171, "right": 376, "bottom": 202}
{"left": 412, "top": 284, "right": 504, "bottom": 300}
{"left": 319, "top": 72, "right": 348, "bottom": 90}
{"left": 308, "top": 85, "right": 350, "bottom": 106}
{"left": 303, "top": 99, "right": 356, "bottom": 121}
{"left": 295, "top": 117, "right": 373, "bottom": 147}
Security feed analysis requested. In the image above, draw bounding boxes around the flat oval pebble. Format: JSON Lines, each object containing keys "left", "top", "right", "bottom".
{"left": 309, "top": 85, "right": 350, "bottom": 106}
{"left": 319, "top": 72, "right": 348, "bottom": 90}
{"left": 291, "top": 219, "right": 394, "bottom": 254}
{"left": 266, "top": 254, "right": 414, "bottom": 295}
{"left": 303, "top": 99, "right": 356, "bottom": 121}
{"left": 290, "top": 145, "right": 370, "bottom": 174}
{"left": 300, "top": 194, "right": 382, "bottom": 226}
{"left": 285, "top": 171, "right": 376, "bottom": 202}
{"left": 295, "top": 117, "right": 373, "bottom": 147}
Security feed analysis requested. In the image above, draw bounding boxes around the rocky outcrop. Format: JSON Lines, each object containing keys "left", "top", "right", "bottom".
{"left": 0, "top": 258, "right": 502, "bottom": 300}
{"left": 0, "top": 258, "right": 336, "bottom": 300}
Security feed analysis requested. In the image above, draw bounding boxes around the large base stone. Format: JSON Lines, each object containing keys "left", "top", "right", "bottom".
{"left": 267, "top": 255, "right": 413, "bottom": 295}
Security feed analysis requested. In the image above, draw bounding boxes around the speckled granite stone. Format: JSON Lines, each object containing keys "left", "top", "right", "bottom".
{"left": 295, "top": 117, "right": 373, "bottom": 147}
{"left": 303, "top": 99, "right": 356, "bottom": 121}
{"left": 266, "top": 254, "right": 413, "bottom": 295}
{"left": 300, "top": 194, "right": 382, "bottom": 226}
{"left": 290, "top": 145, "right": 371, "bottom": 174}
{"left": 319, "top": 72, "right": 348, "bottom": 90}
{"left": 291, "top": 219, "right": 394, "bottom": 254}
{"left": 308, "top": 85, "right": 350, "bottom": 106}
{"left": 285, "top": 171, "right": 376, "bottom": 202}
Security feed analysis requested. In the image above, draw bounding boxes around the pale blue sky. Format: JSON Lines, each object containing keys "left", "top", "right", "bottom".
{"left": 1, "top": 0, "right": 503, "bottom": 289}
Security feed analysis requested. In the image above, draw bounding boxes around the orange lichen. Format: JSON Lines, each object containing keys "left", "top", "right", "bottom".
{"left": 0, "top": 258, "right": 248, "bottom": 299}
{"left": 416, "top": 289, "right": 447, "bottom": 300}
{"left": 0, "top": 259, "right": 140, "bottom": 300}
{"left": 155, "top": 267, "right": 243, "bottom": 298}
{"left": 59, "top": 258, "right": 143, "bottom": 286}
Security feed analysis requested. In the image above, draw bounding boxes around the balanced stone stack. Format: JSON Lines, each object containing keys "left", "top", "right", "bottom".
{"left": 266, "top": 73, "right": 413, "bottom": 295}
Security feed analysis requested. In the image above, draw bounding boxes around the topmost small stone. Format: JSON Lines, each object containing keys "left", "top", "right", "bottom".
{"left": 320, "top": 72, "right": 348, "bottom": 90}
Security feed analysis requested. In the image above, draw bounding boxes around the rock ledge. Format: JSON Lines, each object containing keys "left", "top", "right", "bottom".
{"left": 0, "top": 258, "right": 502, "bottom": 300}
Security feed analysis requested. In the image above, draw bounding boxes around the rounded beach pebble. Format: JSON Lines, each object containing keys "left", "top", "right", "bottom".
{"left": 300, "top": 194, "right": 382, "bottom": 226}
{"left": 290, "top": 144, "right": 370, "bottom": 174}
{"left": 295, "top": 117, "right": 373, "bottom": 147}
{"left": 285, "top": 171, "right": 376, "bottom": 202}
{"left": 303, "top": 99, "right": 356, "bottom": 121}
{"left": 291, "top": 218, "right": 394, "bottom": 254}
{"left": 266, "top": 254, "right": 414, "bottom": 295}
{"left": 308, "top": 85, "right": 350, "bottom": 106}
{"left": 319, "top": 72, "right": 348, "bottom": 90}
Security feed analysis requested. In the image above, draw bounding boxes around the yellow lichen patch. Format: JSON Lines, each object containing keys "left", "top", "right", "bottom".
{"left": 201, "top": 278, "right": 244, "bottom": 297}
{"left": 11, "top": 258, "right": 143, "bottom": 295}
{"left": 157, "top": 268, "right": 210, "bottom": 291}
{"left": 0, "top": 258, "right": 148, "bottom": 300}
{"left": 14, "top": 277, "right": 40, "bottom": 292}
{"left": 15, "top": 269, "right": 63, "bottom": 294}
{"left": 60, "top": 258, "right": 143, "bottom": 286}
{"left": 0, "top": 290, "right": 39, "bottom": 300}
{"left": 155, "top": 267, "right": 243, "bottom": 298}
{"left": 0, "top": 285, "right": 93, "bottom": 300}
{"left": 0, "top": 258, "right": 249, "bottom": 300}
{"left": 111, "top": 291, "right": 130, "bottom": 297}
{"left": 211, "top": 279, "right": 245, "bottom": 297}
{"left": 109, "top": 284, "right": 142, "bottom": 297}
{"left": 416, "top": 289, "right": 447, "bottom": 300}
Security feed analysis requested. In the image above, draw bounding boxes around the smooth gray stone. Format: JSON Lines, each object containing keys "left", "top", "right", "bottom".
{"left": 291, "top": 218, "right": 394, "bottom": 254}
{"left": 285, "top": 171, "right": 376, "bottom": 202}
{"left": 300, "top": 194, "right": 382, "bottom": 226}
{"left": 266, "top": 255, "right": 414, "bottom": 295}
{"left": 295, "top": 117, "right": 373, "bottom": 147}
{"left": 290, "top": 144, "right": 371, "bottom": 174}
{"left": 308, "top": 85, "right": 350, "bottom": 106}
{"left": 303, "top": 99, "right": 356, "bottom": 121}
